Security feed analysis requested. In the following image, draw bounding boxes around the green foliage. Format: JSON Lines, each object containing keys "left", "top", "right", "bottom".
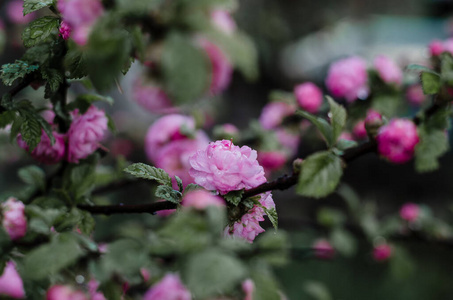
{"left": 23, "top": 0, "right": 55, "bottom": 15}
{"left": 64, "top": 47, "right": 88, "bottom": 79}
{"left": 371, "top": 95, "right": 401, "bottom": 118}
{"left": 124, "top": 163, "right": 172, "bottom": 186}
{"left": 175, "top": 176, "right": 184, "bottom": 192}
{"left": 263, "top": 207, "right": 278, "bottom": 230}
{"left": 297, "top": 151, "right": 343, "bottom": 198}
{"left": 317, "top": 208, "right": 346, "bottom": 228}
{"left": 415, "top": 126, "right": 449, "bottom": 172}
{"left": 0, "top": 60, "right": 39, "bottom": 86}
{"left": 183, "top": 183, "right": 202, "bottom": 194}
{"left": 0, "top": 110, "right": 17, "bottom": 129}
{"left": 155, "top": 185, "right": 182, "bottom": 204}
{"left": 224, "top": 189, "right": 245, "bottom": 206}
{"left": 41, "top": 68, "right": 64, "bottom": 98}
{"left": 303, "top": 281, "right": 332, "bottom": 300}
{"left": 329, "top": 228, "right": 357, "bottom": 257}
{"left": 255, "top": 231, "right": 289, "bottom": 266}
{"left": 66, "top": 94, "right": 114, "bottom": 113}
{"left": 18, "top": 165, "right": 46, "bottom": 193}
{"left": 19, "top": 111, "right": 43, "bottom": 151}
{"left": 326, "top": 96, "right": 347, "bottom": 144}
{"left": 22, "top": 16, "right": 60, "bottom": 48}
{"left": 421, "top": 72, "right": 441, "bottom": 95}
{"left": 296, "top": 110, "right": 333, "bottom": 148}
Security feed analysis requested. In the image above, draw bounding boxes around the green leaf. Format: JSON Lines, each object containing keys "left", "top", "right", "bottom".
{"left": 0, "top": 60, "right": 39, "bottom": 86}
{"left": 184, "top": 250, "right": 246, "bottom": 298}
{"left": 22, "top": 16, "right": 60, "bottom": 48}
{"left": 263, "top": 207, "right": 278, "bottom": 230}
{"left": 255, "top": 231, "right": 289, "bottom": 266}
{"left": 415, "top": 126, "right": 449, "bottom": 172}
{"left": 317, "top": 208, "right": 346, "bottom": 227}
{"left": 41, "top": 68, "right": 63, "bottom": 98}
{"left": 406, "top": 64, "right": 439, "bottom": 74}
{"left": 175, "top": 176, "right": 183, "bottom": 192}
{"left": 327, "top": 96, "right": 347, "bottom": 144}
{"left": 0, "top": 111, "right": 16, "bottom": 129}
{"left": 124, "top": 163, "right": 172, "bottom": 186}
{"left": 23, "top": 0, "right": 55, "bottom": 15}
{"left": 23, "top": 233, "right": 85, "bottom": 280}
{"left": 162, "top": 32, "right": 209, "bottom": 104}
{"left": 155, "top": 185, "right": 182, "bottom": 204}
{"left": 223, "top": 189, "right": 245, "bottom": 206}
{"left": 296, "top": 110, "right": 333, "bottom": 148}
{"left": 336, "top": 138, "right": 358, "bottom": 151}
{"left": 371, "top": 95, "right": 401, "bottom": 118}
{"left": 78, "top": 210, "right": 95, "bottom": 235}
{"left": 330, "top": 228, "right": 357, "bottom": 257}
{"left": 296, "top": 151, "right": 343, "bottom": 198}
{"left": 421, "top": 72, "right": 441, "bottom": 95}
{"left": 19, "top": 112, "right": 42, "bottom": 151}
{"left": 390, "top": 247, "right": 415, "bottom": 280}
{"left": 67, "top": 94, "right": 114, "bottom": 113}
{"left": 303, "top": 281, "right": 332, "bottom": 300}
{"left": 64, "top": 47, "right": 88, "bottom": 79}
{"left": 18, "top": 165, "right": 46, "bottom": 192}
{"left": 184, "top": 183, "right": 202, "bottom": 194}
{"left": 250, "top": 263, "right": 281, "bottom": 300}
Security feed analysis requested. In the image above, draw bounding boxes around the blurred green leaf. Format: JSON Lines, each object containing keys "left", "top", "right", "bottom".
{"left": 303, "top": 281, "right": 332, "bottom": 300}
{"left": 421, "top": 72, "right": 441, "bottom": 95}
{"left": 296, "top": 111, "right": 333, "bottom": 148}
{"left": 263, "top": 207, "right": 278, "bottom": 230}
{"left": 18, "top": 165, "right": 45, "bottom": 192}
{"left": 22, "top": 16, "right": 59, "bottom": 48}
{"left": 371, "top": 95, "right": 401, "bottom": 118}
{"left": 390, "top": 247, "right": 415, "bottom": 280}
{"left": 224, "top": 189, "right": 245, "bottom": 206}
{"left": 256, "top": 231, "right": 289, "bottom": 266}
{"left": 330, "top": 228, "right": 357, "bottom": 257}
{"left": 415, "top": 126, "right": 449, "bottom": 173}
{"left": 317, "top": 208, "right": 346, "bottom": 228}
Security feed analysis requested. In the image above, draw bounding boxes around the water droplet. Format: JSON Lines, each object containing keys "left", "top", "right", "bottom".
{"left": 75, "top": 275, "right": 85, "bottom": 284}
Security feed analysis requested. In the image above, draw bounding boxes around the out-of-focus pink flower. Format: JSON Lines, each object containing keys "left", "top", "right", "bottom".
{"left": 7, "top": 0, "right": 35, "bottom": 24}
{"left": 365, "top": 109, "right": 383, "bottom": 126}
{"left": 242, "top": 279, "right": 254, "bottom": 300}
{"left": 17, "top": 130, "right": 66, "bottom": 164}
{"left": 67, "top": 106, "right": 108, "bottom": 163}
{"left": 373, "top": 243, "right": 392, "bottom": 262}
{"left": 0, "top": 261, "right": 25, "bottom": 299}
{"left": 338, "top": 132, "right": 354, "bottom": 141}
{"left": 259, "top": 102, "right": 295, "bottom": 130}
{"left": 326, "top": 56, "right": 368, "bottom": 102}
{"left": 211, "top": 9, "right": 236, "bottom": 35}
{"left": 352, "top": 120, "right": 367, "bottom": 140}
{"left": 258, "top": 151, "right": 287, "bottom": 173}
{"left": 399, "top": 203, "right": 420, "bottom": 222}
{"left": 41, "top": 109, "right": 56, "bottom": 124}
{"left": 143, "top": 273, "right": 191, "bottom": 300}
{"left": 182, "top": 190, "right": 225, "bottom": 209}
{"left": 376, "top": 119, "right": 419, "bottom": 164}
{"left": 189, "top": 140, "right": 266, "bottom": 195}
{"left": 313, "top": 239, "right": 335, "bottom": 260}
{"left": 1, "top": 198, "right": 27, "bottom": 241}
{"left": 198, "top": 38, "right": 233, "bottom": 95}
{"left": 132, "top": 77, "right": 176, "bottom": 114}
{"left": 444, "top": 38, "right": 453, "bottom": 55}
{"left": 46, "top": 285, "right": 87, "bottom": 300}
{"left": 406, "top": 85, "right": 426, "bottom": 106}
{"left": 109, "top": 138, "right": 134, "bottom": 158}
{"left": 276, "top": 128, "right": 300, "bottom": 157}
{"left": 373, "top": 55, "right": 403, "bottom": 85}
{"left": 294, "top": 82, "right": 323, "bottom": 114}
{"left": 59, "top": 21, "right": 72, "bottom": 40}
{"left": 88, "top": 279, "right": 106, "bottom": 300}
{"left": 141, "top": 268, "right": 151, "bottom": 282}
{"left": 429, "top": 40, "right": 444, "bottom": 56}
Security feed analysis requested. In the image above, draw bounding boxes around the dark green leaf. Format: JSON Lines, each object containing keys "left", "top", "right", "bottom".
{"left": 175, "top": 176, "right": 183, "bottom": 192}
{"left": 327, "top": 96, "right": 347, "bottom": 144}
{"left": 124, "top": 163, "right": 172, "bottom": 186}
{"left": 155, "top": 185, "right": 182, "bottom": 204}
{"left": 67, "top": 94, "right": 114, "bottom": 113}
{"left": 421, "top": 72, "right": 441, "bottom": 95}
{"left": 19, "top": 112, "right": 42, "bottom": 151}
{"left": 64, "top": 47, "right": 88, "bottom": 79}
{"left": 41, "top": 68, "right": 63, "bottom": 98}
{"left": 0, "top": 60, "right": 39, "bottom": 86}
{"left": 223, "top": 189, "right": 245, "bottom": 206}
{"left": 415, "top": 126, "right": 449, "bottom": 172}
{"left": 22, "top": 16, "right": 60, "bottom": 48}
{"left": 23, "top": 0, "right": 55, "bottom": 15}
{"left": 78, "top": 210, "right": 95, "bottom": 235}
{"left": 330, "top": 228, "right": 357, "bottom": 257}
{"left": 0, "top": 111, "right": 16, "bottom": 129}
{"left": 296, "top": 110, "right": 333, "bottom": 147}
{"left": 303, "top": 281, "right": 332, "bottom": 300}
{"left": 317, "top": 208, "right": 346, "bottom": 227}
{"left": 263, "top": 207, "right": 278, "bottom": 230}
{"left": 184, "top": 183, "right": 202, "bottom": 194}
{"left": 371, "top": 95, "right": 401, "bottom": 118}
{"left": 18, "top": 165, "right": 45, "bottom": 192}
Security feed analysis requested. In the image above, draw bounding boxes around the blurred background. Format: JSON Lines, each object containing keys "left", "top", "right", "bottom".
{"left": 1, "top": 0, "right": 453, "bottom": 299}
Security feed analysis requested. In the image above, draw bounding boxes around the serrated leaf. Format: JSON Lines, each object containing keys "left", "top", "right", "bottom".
{"left": 18, "top": 165, "right": 46, "bottom": 192}
{"left": 64, "top": 48, "right": 88, "bottom": 79}
{"left": 23, "top": 0, "right": 55, "bottom": 15}
{"left": 19, "top": 113, "right": 42, "bottom": 151}
{"left": 263, "top": 207, "right": 278, "bottom": 230}
{"left": 0, "top": 60, "right": 39, "bottom": 86}
{"left": 223, "top": 189, "right": 245, "bottom": 206}
{"left": 415, "top": 126, "right": 449, "bottom": 172}
{"left": 421, "top": 72, "right": 441, "bottom": 95}
{"left": 184, "top": 183, "right": 202, "bottom": 194}
{"left": 327, "top": 96, "right": 347, "bottom": 144}
{"left": 175, "top": 176, "right": 183, "bottom": 192}
{"left": 124, "top": 163, "right": 172, "bottom": 186}
{"left": 155, "top": 185, "right": 182, "bottom": 204}
{"left": 22, "top": 16, "right": 60, "bottom": 48}
{"left": 296, "top": 110, "right": 333, "bottom": 148}
{"left": 296, "top": 151, "right": 343, "bottom": 198}
{"left": 41, "top": 68, "right": 63, "bottom": 98}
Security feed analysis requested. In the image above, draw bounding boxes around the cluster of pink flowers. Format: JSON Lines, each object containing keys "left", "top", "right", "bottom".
{"left": 373, "top": 55, "right": 403, "bottom": 86}
{"left": 0, "top": 261, "right": 25, "bottom": 299}
{"left": 399, "top": 203, "right": 420, "bottom": 222}
{"left": 132, "top": 77, "right": 176, "bottom": 114}
{"left": 325, "top": 56, "right": 369, "bottom": 102}
{"left": 182, "top": 190, "right": 225, "bottom": 210}
{"left": 17, "top": 130, "right": 66, "bottom": 164}
{"left": 294, "top": 82, "right": 323, "bottom": 114}
{"left": 1, "top": 197, "right": 27, "bottom": 241}
{"left": 376, "top": 119, "right": 419, "bottom": 164}
{"left": 57, "top": 0, "right": 104, "bottom": 45}
{"left": 144, "top": 273, "right": 191, "bottom": 300}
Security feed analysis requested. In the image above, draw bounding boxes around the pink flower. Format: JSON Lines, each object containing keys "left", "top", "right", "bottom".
{"left": 242, "top": 279, "right": 254, "bottom": 300}
{"left": 259, "top": 102, "right": 295, "bottom": 130}
{"left": 189, "top": 140, "right": 266, "bottom": 194}
{"left": 1, "top": 198, "right": 27, "bottom": 241}
{"left": 326, "top": 56, "right": 368, "bottom": 102}
{"left": 376, "top": 119, "right": 419, "bottom": 164}
{"left": 352, "top": 120, "right": 367, "bottom": 140}
{"left": 211, "top": 9, "right": 236, "bottom": 35}
{"left": 141, "top": 268, "right": 151, "bottom": 282}
{"left": 399, "top": 203, "right": 420, "bottom": 222}
{"left": 59, "top": 21, "right": 72, "bottom": 40}
{"left": 46, "top": 285, "right": 87, "bottom": 300}
{"left": 143, "top": 273, "right": 191, "bottom": 300}
{"left": 406, "top": 85, "right": 426, "bottom": 106}
{"left": 338, "top": 132, "right": 354, "bottom": 141}
{"left": 67, "top": 106, "right": 108, "bottom": 163}
{"left": 258, "top": 151, "right": 287, "bottom": 173}
{"left": 17, "top": 130, "right": 66, "bottom": 164}
{"left": 444, "top": 38, "right": 453, "bottom": 55}
{"left": 294, "top": 82, "right": 323, "bottom": 114}
{"left": 198, "top": 38, "right": 233, "bottom": 95}
{"left": 7, "top": 0, "right": 35, "bottom": 24}
{"left": 364, "top": 109, "right": 383, "bottom": 126}
{"left": 132, "top": 77, "right": 176, "bottom": 114}
{"left": 429, "top": 39, "right": 444, "bottom": 56}
{"left": 0, "top": 261, "right": 25, "bottom": 299}
{"left": 313, "top": 239, "right": 335, "bottom": 260}
{"left": 276, "top": 128, "right": 300, "bottom": 157}
{"left": 88, "top": 279, "right": 106, "bottom": 300}
{"left": 373, "top": 55, "right": 403, "bottom": 85}
{"left": 182, "top": 190, "right": 225, "bottom": 209}
{"left": 373, "top": 244, "right": 392, "bottom": 262}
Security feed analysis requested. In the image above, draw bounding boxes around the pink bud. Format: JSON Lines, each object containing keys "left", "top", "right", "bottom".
{"left": 258, "top": 151, "right": 287, "bottom": 171}
{"left": 294, "top": 82, "right": 323, "bottom": 114}
{"left": 242, "top": 279, "right": 254, "bottom": 300}
{"left": 352, "top": 120, "right": 367, "bottom": 140}
{"left": 259, "top": 102, "right": 295, "bottom": 130}
{"left": 364, "top": 109, "right": 383, "bottom": 126}
{"left": 429, "top": 39, "right": 444, "bottom": 56}
{"left": 46, "top": 285, "right": 88, "bottom": 300}
{"left": 313, "top": 239, "right": 335, "bottom": 260}
{"left": 373, "top": 244, "right": 392, "bottom": 262}
{"left": 0, "top": 261, "right": 25, "bottom": 299}
{"left": 59, "top": 21, "right": 72, "bottom": 40}
{"left": 143, "top": 273, "right": 191, "bottom": 300}
{"left": 399, "top": 203, "right": 420, "bottom": 222}
{"left": 182, "top": 190, "right": 225, "bottom": 210}
{"left": 373, "top": 55, "right": 403, "bottom": 85}
{"left": 88, "top": 279, "right": 106, "bottom": 300}
{"left": 210, "top": 9, "right": 236, "bottom": 35}
{"left": 406, "top": 85, "right": 426, "bottom": 106}
{"left": 1, "top": 198, "right": 27, "bottom": 241}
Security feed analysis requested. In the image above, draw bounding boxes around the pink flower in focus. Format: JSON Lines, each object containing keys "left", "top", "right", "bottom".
{"left": 313, "top": 239, "right": 335, "bottom": 260}
{"left": 7, "top": 0, "right": 35, "bottom": 24}
{"left": 59, "top": 21, "right": 72, "bottom": 40}
{"left": 376, "top": 119, "right": 419, "bottom": 164}
{"left": 143, "top": 273, "right": 191, "bottom": 300}
{"left": 198, "top": 38, "right": 233, "bottom": 95}
{"left": 0, "top": 261, "right": 25, "bottom": 299}
{"left": 182, "top": 190, "right": 225, "bottom": 209}
{"left": 429, "top": 40, "right": 444, "bottom": 56}
{"left": 399, "top": 203, "right": 420, "bottom": 222}
{"left": 259, "top": 102, "right": 295, "bottom": 130}
{"left": 17, "top": 131, "right": 66, "bottom": 164}
{"left": 352, "top": 120, "right": 367, "bottom": 140}
{"left": 189, "top": 140, "right": 266, "bottom": 194}
{"left": 294, "top": 82, "right": 323, "bottom": 114}
{"left": 406, "top": 85, "right": 426, "bottom": 106}
{"left": 373, "top": 244, "right": 392, "bottom": 262}
{"left": 67, "top": 106, "right": 108, "bottom": 163}
{"left": 258, "top": 151, "right": 287, "bottom": 172}
{"left": 326, "top": 56, "right": 368, "bottom": 102}
{"left": 373, "top": 55, "right": 403, "bottom": 85}
{"left": 132, "top": 77, "right": 176, "bottom": 114}
{"left": 1, "top": 198, "right": 27, "bottom": 241}
{"left": 242, "top": 279, "right": 254, "bottom": 300}
{"left": 46, "top": 285, "right": 87, "bottom": 300}
{"left": 211, "top": 9, "right": 236, "bottom": 35}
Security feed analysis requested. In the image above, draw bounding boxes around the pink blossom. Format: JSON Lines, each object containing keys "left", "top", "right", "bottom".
{"left": 352, "top": 120, "right": 367, "bottom": 140}
{"left": 41, "top": 109, "right": 56, "bottom": 124}
{"left": 198, "top": 38, "right": 233, "bottom": 95}
{"left": 17, "top": 130, "right": 66, "bottom": 164}
{"left": 258, "top": 151, "right": 287, "bottom": 173}
{"left": 444, "top": 38, "right": 453, "bottom": 55}
{"left": 406, "top": 85, "right": 426, "bottom": 106}
{"left": 429, "top": 40, "right": 444, "bottom": 56}
{"left": 373, "top": 55, "right": 403, "bottom": 85}
{"left": 294, "top": 82, "right": 323, "bottom": 114}
{"left": 242, "top": 279, "right": 254, "bottom": 300}
{"left": 373, "top": 244, "right": 392, "bottom": 262}
{"left": 189, "top": 140, "right": 266, "bottom": 194}
{"left": 59, "top": 21, "right": 72, "bottom": 40}
{"left": 67, "top": 106, "right": 108, "bottom": 163}
{"left": 1, "top": 198, "right": 27, "bottom": 241}
{"left": 46, "top": 285, "right": 87, "bottom": 300}
{"left": 259, "top": 102, "right": 295, "bottom": 130}
{"left": 211, "top": 9, "right": 236, "bottom": 35}
{"left": 7, "top": 0, "right": 35, "bottom": 24}
{"left": 143, "top": 273, "right": 191, "bottom": 300}
{"left": 182, "top": 190, "right": 225, "bottom": 209}
{"left": 399, "top": 203, "right": 420, "bottom": 222}
{"left": 313, "top": 239, "right": 335, "bottom": 260}
{"left": 338, "top": 132, "right": 354, "bottom": 141}
{"left": 0, "top": 261, "right": 25, "bottom": 299}
{"left": 376, "top": 119, "right": 419, "bottom": 164}
{"left": 276, "top": 128, "right": 300, "bottom": 157}
{"left": 132, "top": 77, "right": 176, "bottom": 114}
{"left": 88, "top": 279, "right": 106, "bottom": 300}
{"left": 326, "top": 56, "right": 368, "bottom": 102}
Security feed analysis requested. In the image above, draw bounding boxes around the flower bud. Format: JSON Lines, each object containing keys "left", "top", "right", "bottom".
{"left": 144, "top": 273, "right": 191, "bottom": 300}
{"left": 399, "top": 203, "right": 420, "bottom": 222}
{"left": 364, "top": 109, "right": 383, "bottom": 138}
{"left": 242, "top": 279, "right": 254, "bottom": 300}
{"left": 352, "top": 120, "right": 367, "bottom": 140}
{"left": 294, "top": 82, "right": 323, "bottom": 114}
{"left": 429, "top": 39, "right": 444, "bottom": 56}
{"left": 313, "top": 239, "right": 335, "bottom": 260}
{"left": 373, "top": 243, "right": 392, "bottom": 262}
{"left": 1, "top": 198, "right": 27, "bottom": 241}
{"left": 0, "top": 261, "right": 25, "bottom": 299}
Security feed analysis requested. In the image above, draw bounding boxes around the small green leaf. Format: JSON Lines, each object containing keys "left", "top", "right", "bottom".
{"left": 371, "top": 95, "right": 401, "bottom": 118}
{"left": 421, "top": 72, "right": 441, "bottom": 95}
{"left": 297, "top": 151, "right": 343, "bottom": 198}
{"left": 415, "top": 126, "right": 449, "bottom": 172}
{"left": 124, "top": 163, "right": 172, "bottom": 186}
{"left": 184, "top": 183, "right": 202, "bottom": 194}
{"left": 263, "top": 207, "right": 278, "bottom": 230}
{"left": 296, "top": 110, "right": 333, "bottom": 148}
{"left": 327, "top": 96, "right": 347, "bottom": 144}
{"left": 0, "top": 60, "right": 39, "bottom": 86}
{"left": 223, "top": 189, "right": 245, "bottom": 206}
{"left": 64, "top": 47, "right": 88, "bottom": 79}
{"left": 336, "top": 138, "right": 358, "bottom": 151}
{"left": 18, "top": 165, "right": 46, "bottom": 192}
{"left": 22, "top": 16, "right": 60, "bottom": 48}
{"left": 41, "top": 68, "right": 63, "bottom": 98}
{"left": 175, "top": 176, "right": 183, "bottom": 192}
{"left": 19, "top": 112, "right": 42, "bottom": 151}
{"left": 78, "top": 210, "right": 95, "bottom": 235}
{"left": 67, "top": 94, "right": 114, "bottom": 113}
{"left": 0, "top": 111, "right": 16, "bottom": 129}
{"left": 406, "top": 64, "right": 439, "bottom": 74}
{"left": 330, "top": 228, "right": 357, "bottom": 257}
{"left": 303, "top": 281, "right": 332, "bottom": 300}
{"left": 23, "top": 0, "right": 55, "bottom": 15}
{"left": 155, "top": 185, "right": 182, "bottom": 204}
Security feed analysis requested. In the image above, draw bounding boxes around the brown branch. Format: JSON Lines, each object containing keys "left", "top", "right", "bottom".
{"left": 78, "top": 200, "right": 176, "bottom": 215}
